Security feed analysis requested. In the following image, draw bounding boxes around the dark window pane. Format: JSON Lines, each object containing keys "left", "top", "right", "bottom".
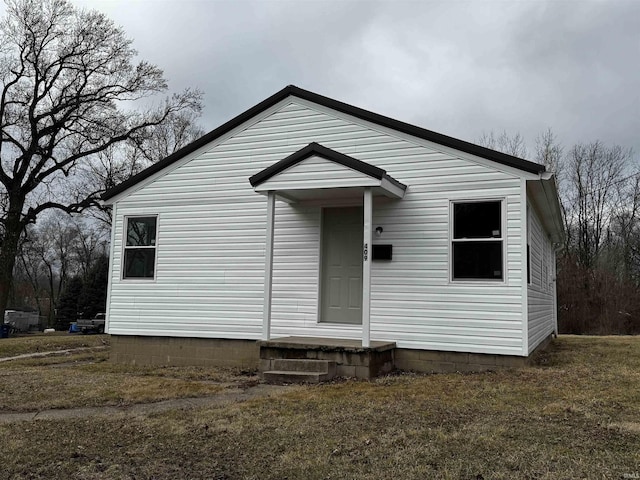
{"left": 124, "top": 249, "right": 155, "bottom": 278}
{"left": 454, "top": 202, "right": 501, "bottom": 238}
{"left": 126, "top": 217, "right": 157, "bottom": 247}
{"left": 453, "top": 241, "right": 503, "bottom": 280}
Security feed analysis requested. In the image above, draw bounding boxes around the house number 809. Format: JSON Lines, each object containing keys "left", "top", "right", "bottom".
{"left": 363, "top": 243, "right": 368, "bottom": 261}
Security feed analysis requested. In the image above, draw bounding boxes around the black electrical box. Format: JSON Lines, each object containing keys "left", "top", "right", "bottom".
{"left": 372, "top": 244, "right": 392, "bottom": 261}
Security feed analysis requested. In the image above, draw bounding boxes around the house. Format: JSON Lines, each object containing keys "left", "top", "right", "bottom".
{"left": 102, "top": 85, "right": 563, "bottom": 379}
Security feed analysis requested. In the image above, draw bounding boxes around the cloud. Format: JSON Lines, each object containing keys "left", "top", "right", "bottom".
{"left": 5, "top": 0, "right": 639, "bottom": 158}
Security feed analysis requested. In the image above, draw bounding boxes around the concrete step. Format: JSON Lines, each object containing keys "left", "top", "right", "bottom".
{"left": 263, "top": 370, "right": 333, "bottom": 384}
{"left": 262, "top": 359, "right": 336, "bottom": 384}
{"left": 271, "top": 359, "right": 335, "bottom": 374}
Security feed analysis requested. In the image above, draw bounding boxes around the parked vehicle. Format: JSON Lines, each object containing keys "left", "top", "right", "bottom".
{"left": 76, "top": 313, "right": 106, "bottom": 334}
{"left": 4, "top": 310, "right": 40, "bottom": 333}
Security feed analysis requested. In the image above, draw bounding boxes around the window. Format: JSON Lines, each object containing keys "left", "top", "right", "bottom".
{"left": 123, "top": 216, "right": 157, "bottom": 279}
{"left": 452, "top": 201, "right": 503, "bottom": 281}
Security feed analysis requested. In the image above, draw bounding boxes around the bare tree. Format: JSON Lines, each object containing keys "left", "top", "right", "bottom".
{"left": 477, "top": 130, "right": 528, "bottom": 158}
{"left": 138, "top": 109, "right": 205, "bottom": 165}
{"left": 564, "top": 142, "right": 631, "bottom": 269}
{"left": 606, "top": 169, "right": 640, "bottom": 283}
{"left": 18, "top": 212, "right": 78, "bottom": 324}
{"left": 71, "top": 216, "right": 108, "bottom": 280}
{"left": 17, "top": 230, "right": 46, "bottom": 315}
{"left": 83, "top": 109, "right": 205, "bottom": 226}
{"left": 535, "top": 128, "right": 563, "bottom": 175}
{"left": 0, "top": 0, "right": 202, "bottom": 319}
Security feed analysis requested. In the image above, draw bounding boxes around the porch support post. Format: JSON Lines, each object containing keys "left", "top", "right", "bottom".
{"left": 262, "top": 191, "right": 276, "bottom": 341}
{"left": 362, "top": 187, "right": 373, "bottom": 348}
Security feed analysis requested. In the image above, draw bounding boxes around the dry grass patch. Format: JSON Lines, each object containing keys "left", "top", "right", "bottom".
{"left": 0, "top": 348, "right": 257, "bottom": 412}
{"left": 0, "top": 333, "right": 109, "bottom": 358}
{"left": 2, "top": 335, "right": 640, "bottom": 479}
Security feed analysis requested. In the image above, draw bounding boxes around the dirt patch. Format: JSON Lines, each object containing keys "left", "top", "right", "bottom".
{"left": 610, "top": 422, "right": 640, "bottom": 434}
{"left": 0, "top": 334, "right": 109, "bottom": 358}
{"left": 0, "top": 383, "right": 291, "bottom": 424}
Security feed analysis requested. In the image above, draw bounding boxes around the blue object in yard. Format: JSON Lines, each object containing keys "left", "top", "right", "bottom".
{"left": 0, "top": 323, "right": 10, "bottom": 338}
{"left": 69, "top": 322, "right": 80, "bottom": 334}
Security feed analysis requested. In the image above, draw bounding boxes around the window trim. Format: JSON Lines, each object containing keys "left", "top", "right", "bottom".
{"left": 121, "top": 215, "right": 159, "bottom": 281}
{"left": 449, "top": 198, "right": 507, "bottom": 284}
{"left": 527, "top": 206, "right": 531, "bottom": 285}
{"left": 542, "top": 235, "right": 549, "bottom": 293}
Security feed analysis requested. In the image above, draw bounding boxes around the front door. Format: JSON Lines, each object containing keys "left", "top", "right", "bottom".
{"left": 320, "top": 207, "right": 363, "bottom": 324}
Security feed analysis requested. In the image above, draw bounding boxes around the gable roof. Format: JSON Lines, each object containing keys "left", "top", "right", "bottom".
{"left": 102, "top": 85, "right": 545, "bottom": 201}
{"left": 248, "top": 142, "right": 407, "bottom": 191}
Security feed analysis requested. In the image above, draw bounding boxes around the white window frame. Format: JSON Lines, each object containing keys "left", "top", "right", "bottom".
{"left": 527, "top": 205, "right": 532, "bottom": 285}
{"left": 540, "top": 231, "right": 545, "bottom": 291}
{"left": 543, "top": 237, "right": 550, "bottom": 293}
{"left": 449, "top": 198, "right": 506, "bottom": 284}
{"left": 121, "top": 215, "right": 159, "bottom": 281}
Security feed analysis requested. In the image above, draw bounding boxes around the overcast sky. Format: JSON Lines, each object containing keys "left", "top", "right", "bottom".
{"left": 19, "top": 0, "right": 640, "bottom": 160}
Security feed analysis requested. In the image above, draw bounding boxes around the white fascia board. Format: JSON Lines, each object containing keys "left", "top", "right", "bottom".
{"left": 102, "top": 98, "right": 296, "bottom": 206}
{"left": 541, "top": 177, "right": 565, "bottom": 244}
{"left": 252, "top": 190, "right": 297, "bottom": 204}
{"left": 254, "top": 178, "right": 381, "bottom": 192}
{"left": 527, "top": 174, "right": 565, "bottom": 245}
{"left": 380, "top": 177, "right": 406, "bottom": 198}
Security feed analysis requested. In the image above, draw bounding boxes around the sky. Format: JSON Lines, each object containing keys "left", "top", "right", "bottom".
{"left": 10, "top": 0, "right": 640, "bottom": 160}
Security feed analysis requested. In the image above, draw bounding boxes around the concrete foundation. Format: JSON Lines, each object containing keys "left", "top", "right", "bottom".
{"left": 394, "top": 348, "right": 526, "bottom": 373}
{"left": 394, "top": 334, "right": 554, "bottom": 373}
{"left": 109, "top": 335, "right": 259, "bottom": 369}
{"left": 109, "top": 334, "right": 554, "bottom": 376}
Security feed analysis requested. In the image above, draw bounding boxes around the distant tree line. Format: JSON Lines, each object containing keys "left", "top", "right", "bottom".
{"left": 10, "top": 214, "right": 108, "bottom": 328}
{"left": 479, "top": 129, "right": 640, "bottom": 334}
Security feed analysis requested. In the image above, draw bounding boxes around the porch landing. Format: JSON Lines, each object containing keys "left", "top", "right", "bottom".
{"left": 258, "top": 337, "right": 396, "bottom": 381}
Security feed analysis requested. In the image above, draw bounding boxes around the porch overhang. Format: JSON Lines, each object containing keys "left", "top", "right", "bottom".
{"left": 249, "top": 142, "right": 407, "bottom": 202}
{"left": 250, "top": 143, "right": 405, "bottom": 348}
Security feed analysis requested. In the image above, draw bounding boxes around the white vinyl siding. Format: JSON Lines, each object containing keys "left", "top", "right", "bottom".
{"left": 256, "top": 155, "right": 379, "bottom": 191}
{"left": 109, "top": 99, "right": 527, "bottom": 355}
{"left": 527, "top": 204, "right": 556, "bottom": 352}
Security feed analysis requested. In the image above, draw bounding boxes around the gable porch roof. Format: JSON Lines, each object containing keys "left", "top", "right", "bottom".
{"left": 249, "top": 142, "right": 406, "bottom": 202}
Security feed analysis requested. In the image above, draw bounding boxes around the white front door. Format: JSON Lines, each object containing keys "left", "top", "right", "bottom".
{"left": 320, "top": 207, "right": 363, "bottom": 324}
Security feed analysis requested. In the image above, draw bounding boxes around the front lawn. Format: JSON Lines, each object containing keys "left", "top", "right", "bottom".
{"left": 0, "top": 336, "right": 257, "bottom": 411}
{"left": 1, "top": 336, "right": 640, "bottom": 479}
{"left": 0, "top": 332, "right": 109, "bottom": 358}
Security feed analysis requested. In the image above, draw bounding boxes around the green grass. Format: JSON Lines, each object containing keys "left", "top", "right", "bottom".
{"left": 1, "top": 336, "right": 640, "bottom": 479}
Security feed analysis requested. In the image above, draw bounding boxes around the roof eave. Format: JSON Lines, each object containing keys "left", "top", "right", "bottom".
{"left": 102, "top": 85, "right": 298, "bottom": 201}
{"left": 103, "top": 85, "right": 545, "bottom": 202}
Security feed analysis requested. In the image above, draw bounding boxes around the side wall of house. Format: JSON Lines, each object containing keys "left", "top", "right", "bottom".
{"left": 108, "top": 99, "right": 528, "bottom": 356}
{"left": 527, "top": 202, "right": 556, "bottom": 353}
